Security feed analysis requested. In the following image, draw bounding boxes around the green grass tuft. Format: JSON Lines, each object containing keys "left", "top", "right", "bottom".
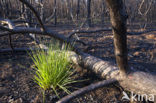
{"left": 29, "top": 44, "right": 77, "bottom": 97}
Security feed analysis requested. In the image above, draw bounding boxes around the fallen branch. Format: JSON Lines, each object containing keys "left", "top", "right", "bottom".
{"left": 128, "top": 29, "right": 156, "bottom": 35}
{"left": 0, "top": 17, "right": 87, "bottom": 47}
{"left": 0, "top": 48, "right": 45, "bottom": 53}
{"left": 68, "top": 28, "right": 112, "bottom": 39}
{"left": 0, "top": 32, "right": 13, "bottom": 37}
{"left": 0, "top": 19, "right": 49, "bottom": 51}
{"left": 0, "top": 24, "right": 87, "bottom": 54}
{"left": 57, "top": 79, "right": 118, "bottom": 103}
{"left": 0, "top": 26, "right": 87, "bottom": 47}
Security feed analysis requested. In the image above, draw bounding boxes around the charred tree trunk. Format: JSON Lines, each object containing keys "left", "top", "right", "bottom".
{"left": 7, "top": 0, "right": 12, "bottom": 18}
{"left": 54, "top": 0, "right": 57, "bottom": 26}
{"left": 0, "top": 1, "right": 4, "bottom": 18}
{"left": 101, "top": 0, "right": 105, "bottom": 24}
{"left": 76, "top": 0, "right": 80, "bottom": 20}
{"left": 3, "top": 0, "right": 8, "bottom": 18}
{"left": 87, "top": 0, "right": 91, "bottom": 27}
{"left": 21, "top": 2, "right": 25, "bottom": 16}
{"left": 40, "top": 0, "right": 45, "bottom": 22}
{"left": 105, "top": 0, "right": 128, "bottom": 76}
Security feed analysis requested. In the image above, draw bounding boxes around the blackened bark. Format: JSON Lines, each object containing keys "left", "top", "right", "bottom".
{"left": 54, "top": 0, "right": 57, "bottom": 26}
{"left": 106, "top": 0, "right": 128, "bottom": 75}
{"left": 101, "top": 0, "right": 105, "bottom": 24}
{"left": 0, "top": 1, "right": 4, "bottom": 17}
{"left": 87, "top": 0, "right": 91, "bottom": 27}
{"left": 21, "top": 3, "right": 25, "bottom": 15}
{"left": 76, "top": 0, "right": 80, "bottom": 20}
{"left": 40, "top": 0, "right": 45, "bottom": 22}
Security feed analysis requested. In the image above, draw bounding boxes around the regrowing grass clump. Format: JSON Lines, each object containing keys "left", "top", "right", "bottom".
{"left": 29, "top": 44, "right": 78, "bottom": 99}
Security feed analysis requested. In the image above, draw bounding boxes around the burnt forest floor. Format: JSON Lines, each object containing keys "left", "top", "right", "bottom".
{"left": 0, "top": 24, "right": 156, "bottom": 103}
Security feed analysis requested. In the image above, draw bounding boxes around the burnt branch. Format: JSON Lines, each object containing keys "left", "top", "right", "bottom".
{"left": 57, "top": 79, "right": 117, "bottom": 103}
{"left": 0, "top": 25, "right": 86, "bottom": 53}
{"left": 128, "top": 29, "right": 156, "bottom": 35}
{"left": 0, "top": 48, "right": 45, "bottom": 54}
{"left": 68, "top": 28, "right": 112, "bottom": 39}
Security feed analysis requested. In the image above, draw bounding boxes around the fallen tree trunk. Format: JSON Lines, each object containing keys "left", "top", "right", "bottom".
{"left": 1, "top": 46, "right": 155, "bottom": 97}
{"left": 70, "top": 51, "right": 156, "bottom": 95}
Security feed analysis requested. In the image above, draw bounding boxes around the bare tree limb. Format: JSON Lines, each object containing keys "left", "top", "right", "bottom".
{"left": 0, "top": 48, "right": 45, "bottom": 53}
{"left": 138, "top": 0, "right": 153, "bottom": 16}
{"left": 18, "top": 0, "right": 46, "bottom": 31}
{"left": 0, "top": 25, "right": 86, "bottom": 53}
{"left": 1, "top": 25, "right": 155, "bottom": 38}
{"left": 127, "top": 29, "right": 156, "bottom": 35}
{"left": 68, "top": 28, "right": 112, "bottom": 39}
{"left": 0, "top": 32, "right": 13, "bottom": 37}
{"left": 57, "top": 79, "right": 117, "bottom": 103}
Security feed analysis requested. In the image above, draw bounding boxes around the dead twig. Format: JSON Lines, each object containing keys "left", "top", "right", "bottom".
{"left": 57, "top": 79, "right": 117, "bottom": 103}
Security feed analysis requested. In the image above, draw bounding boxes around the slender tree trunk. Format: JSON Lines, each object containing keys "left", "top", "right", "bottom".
{"left": 3, "top": 0, "right": 9, "bottom": 18}
{"left": 105, "top": 0, "right": 128, "bottom": 76}
{"left": 20, "top": 2, "right": 25, "bottom": 17}
{"left": 0, "top": 1, "right": 5, "bottom": 18}
{"left": 101, "top": 0, "right": 105, "bottom": 24}
{"left": 40, "top": 0, "right": 44, "bottom": 22}
{"left": 87, "top": 0, "right": 91, "bottom": 27}
{"left": 76, "top": 0, "right": 80, "bottom": 20}
{"left": 54, "top": 0, "right": 57, "bottom": 26}
{"left": 7, "top": 0, "right": 12, "bottom": 18}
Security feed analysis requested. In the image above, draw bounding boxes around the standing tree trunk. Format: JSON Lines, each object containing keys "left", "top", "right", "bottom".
{"left": 87, "top": 0, "right": 91, "bottom": 27}
{"left": 21, "top": 2, "right": 25, "bottom": 16}
{"left": 106, "top": 0, "right": 128, "bottom": 76}
{"left": 0, "top": 0, "right": 5, "bottom": 18}
{"left": 76, "top": 0, "right": 80, "bottom": 20}
{"left": 5, "top": 0, "right": 9, "bottom": 18}
{"left": 54, "top": 0, "right": 57, "bottom": 26}
{"left": 40, "top": 0, "right": 45, "bottom": 22}
{"left": 101, "top": 0, "right": 105, "bottom": 24}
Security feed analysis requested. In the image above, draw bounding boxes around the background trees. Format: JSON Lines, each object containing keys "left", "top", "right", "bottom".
{"left": 0, "top": 0, "right": 155, "bottom": 28}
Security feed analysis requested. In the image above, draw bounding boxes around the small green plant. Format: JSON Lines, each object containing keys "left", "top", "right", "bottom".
{"left": 29, "top": 44, "right": 77, "bottom": 98}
